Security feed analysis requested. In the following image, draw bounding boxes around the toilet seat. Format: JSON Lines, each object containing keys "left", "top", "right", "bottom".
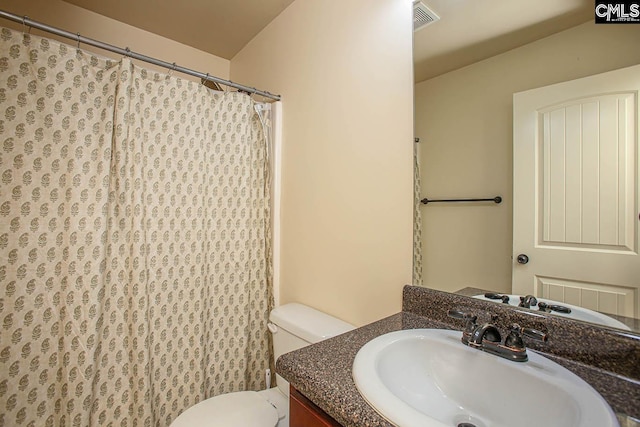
{"left": 170, "top": 391, "right": 279, "bottom": 427}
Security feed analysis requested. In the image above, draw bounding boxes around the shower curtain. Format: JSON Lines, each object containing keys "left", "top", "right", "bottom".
{"left": 0, "top": 27, "right": 272, "bottom": 427}
{"left": 413, "top": 140, "right": 423, "bottom": 286}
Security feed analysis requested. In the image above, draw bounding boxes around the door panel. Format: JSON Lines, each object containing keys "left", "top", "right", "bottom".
{"left": 513, "top": 64, "right": 640, "bottom": 320}
{"left": 536, "top": 276, "right": 634, "bottom": 317}
{"left": 539, "top": 93, "right": 635, "bottom": 251}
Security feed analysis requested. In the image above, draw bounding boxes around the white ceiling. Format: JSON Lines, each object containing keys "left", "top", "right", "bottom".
{"left": 63, "top": 0, "right": 594, "bottom": 82}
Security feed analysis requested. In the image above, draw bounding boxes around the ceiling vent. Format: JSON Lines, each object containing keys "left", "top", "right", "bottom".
{"left": 413, "top": 1, "right": 440, "bottom": 32}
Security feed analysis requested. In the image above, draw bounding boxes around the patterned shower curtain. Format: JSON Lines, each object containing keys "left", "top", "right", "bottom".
{"left": 413, "top": 140, "right": 423, "bottom": 286}
{"left": 0, "top": 27, "right": 272, "bottom": 427}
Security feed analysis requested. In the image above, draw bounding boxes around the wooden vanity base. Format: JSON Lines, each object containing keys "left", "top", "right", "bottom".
{"left": 290, "top": 386, "right": 343, "bottom": 427}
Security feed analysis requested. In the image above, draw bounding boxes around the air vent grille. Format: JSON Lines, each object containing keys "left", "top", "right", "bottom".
{"left": 413, "top": 1, "right": 440, "bottom": 32}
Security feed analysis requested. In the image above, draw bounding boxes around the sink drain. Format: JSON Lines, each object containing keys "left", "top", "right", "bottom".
{"left": 453, "top": 413, "right": 486, "bottom": 427}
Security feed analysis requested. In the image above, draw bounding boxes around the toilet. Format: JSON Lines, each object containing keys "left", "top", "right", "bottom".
{"left": 170, "top": 303, "right": 354, "bottom": 427}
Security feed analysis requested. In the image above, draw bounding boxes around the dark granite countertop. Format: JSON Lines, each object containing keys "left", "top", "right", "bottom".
{"left": 276, "top": 286, "right": 640, "bottom": 427}
{"left": 277, "top": 312, "right": 445, "bottom": 427}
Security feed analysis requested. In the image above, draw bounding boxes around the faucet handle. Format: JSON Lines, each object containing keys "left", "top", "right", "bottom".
{"left": 447, "top": 310, "right": 477, "bottom": 333}
{"left": 447, "top": 309, "right": 476, "bottom": 320}
{"left": 447, "top": 310, "right": 477, "bottom": 325}
{"left": 505, "top": 324, "right": 548, "bottom": 350}
{"left": 521, "top": 326, "right": 548, "bottom": 342}
{"left": 538, "top": 301, "right": 572, "bottom": 314}
{"left": 484, "top": 292, "right": 511, "bottom": 304}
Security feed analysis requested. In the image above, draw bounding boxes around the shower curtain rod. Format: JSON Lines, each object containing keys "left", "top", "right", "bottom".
{"left": 0, "top": 10, "right": 281, "bottom": 101}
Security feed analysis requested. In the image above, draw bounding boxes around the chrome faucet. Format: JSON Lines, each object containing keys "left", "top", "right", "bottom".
{"left": 448, "top": 310, "right": 548, "bottom": 362}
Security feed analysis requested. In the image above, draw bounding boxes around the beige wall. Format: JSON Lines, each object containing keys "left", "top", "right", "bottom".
{"left": 231, "top": 0, "right": 415, "bottom": 326}
{"left": 1, "top": 0, "right": 229, "bottom": 80}
{"left": 415, "top": 22, "right": 640, "bottom": 294}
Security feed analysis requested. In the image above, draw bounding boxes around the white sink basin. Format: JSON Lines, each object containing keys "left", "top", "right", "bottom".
{"left": 353, "top": 329, "right": 619, "bottom": 427}
{"left": 472, "top": 294, "right": 630, "bottom": 330}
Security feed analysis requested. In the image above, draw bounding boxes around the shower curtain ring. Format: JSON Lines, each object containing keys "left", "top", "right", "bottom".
{"left": 76, "top": 32, "right": 81, "bottom": 49}
{"left": 169, "top": 62, "right": 177, "bottom": 76}
{"left": 125, "top": 47, "right": 132, "bottom": 58}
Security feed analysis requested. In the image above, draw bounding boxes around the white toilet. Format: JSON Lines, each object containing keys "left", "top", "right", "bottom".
{"left": 170, "top": 303, "right": 354, "bottom": 427}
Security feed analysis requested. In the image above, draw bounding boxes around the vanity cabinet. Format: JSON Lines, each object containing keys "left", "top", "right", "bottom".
{"left": 290, "top": 386, "right": 343, "bottom": 427}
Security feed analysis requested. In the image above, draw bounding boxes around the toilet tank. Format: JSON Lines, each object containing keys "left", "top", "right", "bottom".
{"left": 269, "top": 303, "right": 354, "bottom": 396}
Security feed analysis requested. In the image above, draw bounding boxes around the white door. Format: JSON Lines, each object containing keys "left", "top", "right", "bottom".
{"left": 513, "top": 64, "right": 640, "bottom": 319}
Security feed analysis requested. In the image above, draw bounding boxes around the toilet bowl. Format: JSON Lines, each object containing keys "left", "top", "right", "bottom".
{"left": 170, "top": 303, "right": 354, "bottom": 427}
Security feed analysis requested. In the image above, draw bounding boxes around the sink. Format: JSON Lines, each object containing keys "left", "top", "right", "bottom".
{"left": 353, "top": 329, "right": 619, "bottom": 427}
{"left": 472, "top": 294, "right": 631, "bottom": 330}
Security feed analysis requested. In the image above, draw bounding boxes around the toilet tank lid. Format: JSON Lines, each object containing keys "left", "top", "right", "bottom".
{"left": 269, "top": 303, "right": 355, "bottom": 344}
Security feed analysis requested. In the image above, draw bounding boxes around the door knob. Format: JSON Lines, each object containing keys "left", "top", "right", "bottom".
{"left": 516, "top": 254, "right": 529, "bottom": 264}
